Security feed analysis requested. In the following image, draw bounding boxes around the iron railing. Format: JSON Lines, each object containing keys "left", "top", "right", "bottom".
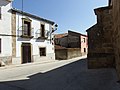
{"left": 18, "top": 26, "right": 34, "bottom": 38}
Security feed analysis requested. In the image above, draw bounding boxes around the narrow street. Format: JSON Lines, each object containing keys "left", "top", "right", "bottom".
{"left": 0, "top": 56, "right": 120, "bottom": 90}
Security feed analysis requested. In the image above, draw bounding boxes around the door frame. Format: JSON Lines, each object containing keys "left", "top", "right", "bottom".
{"left": 21, "top": 43, "right": 33, "bottom": 64}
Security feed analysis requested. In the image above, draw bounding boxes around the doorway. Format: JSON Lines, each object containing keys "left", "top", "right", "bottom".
{"left": 84, "top": 48, "right": 86, "bottom": 53}
{"left": 21, "top": 43, "right": 32, "bottom": 63}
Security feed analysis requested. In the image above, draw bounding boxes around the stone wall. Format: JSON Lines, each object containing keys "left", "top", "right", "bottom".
{"left": 68, "top": 35, "right": 80, "bottom": 48}
{"left": 87, "top": 6, "right": 115, "bottom": 68}
{"left": 55, "top": 49, "right": 68, "bottom": 60}
{"left": 55, "top": 48, "right": 81, "bottom": 60}
{"left": 11, "top": 11, "right": 16, "bottom": 57}
{"left": 67, "top": 48, "right": 82, "bottom": 59}
{"left": 112, "top": 0, "right": 120, "bottom": 79}
{"left": 68, "top": 30, "right": 81, "bottom": 48}
{"left": 59, "top": 36, "right": 68, "bottom": 48}
{"left": 55, "top": 32, "right": 81, "bottom": 48}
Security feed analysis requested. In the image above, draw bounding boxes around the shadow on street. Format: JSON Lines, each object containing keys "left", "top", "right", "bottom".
{"left": 0, "top": 58, "right": 120, "bottom": 90}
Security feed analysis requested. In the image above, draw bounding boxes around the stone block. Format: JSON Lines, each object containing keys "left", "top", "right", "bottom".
{"left": 0, "top": 56, "right": 12, "bottom": 65}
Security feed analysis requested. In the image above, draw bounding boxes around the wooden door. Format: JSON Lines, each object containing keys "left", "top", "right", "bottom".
{"left": 22, "top": 43, "right": 31, "bottom": 63}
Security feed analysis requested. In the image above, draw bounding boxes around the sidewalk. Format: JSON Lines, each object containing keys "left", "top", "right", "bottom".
{"left": 0, "top": 55, "right": 87, "bottom": 81}
{"left": 0, "top": 55, "right": 87, "bottom": 70}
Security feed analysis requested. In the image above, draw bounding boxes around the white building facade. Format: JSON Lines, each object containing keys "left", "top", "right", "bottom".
{"left": 0, "top": 0, "right": 56, "bottom": 66}
{"left": 0, "top": 0, "right": 13, "bottom": 65}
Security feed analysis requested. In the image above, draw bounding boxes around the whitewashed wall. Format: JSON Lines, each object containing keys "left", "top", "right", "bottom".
{"left": 0, "top": 1, "right": 12, "bottom": 57}
{"left": 14, "top": 13, "right": 55, "bottom": 64}
{"left": 0, "top": 0, "right": 55, "bottom": 65}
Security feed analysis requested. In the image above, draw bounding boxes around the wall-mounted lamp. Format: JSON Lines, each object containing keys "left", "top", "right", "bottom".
{"left": 52, "top": 24, "right": 58, "bottom": 33}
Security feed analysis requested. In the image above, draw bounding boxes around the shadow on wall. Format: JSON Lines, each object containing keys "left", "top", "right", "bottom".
{"left": 0, "top": 58, "right": 120, "bottom": 90}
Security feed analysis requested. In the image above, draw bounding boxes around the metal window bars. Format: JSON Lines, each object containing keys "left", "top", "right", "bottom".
{"left": 35, "top": 29, "right": 50, "bottom": 39}
{"left": 18, "top": 26, "right": 34, "bottom": 38}
{"left": 18, "top": 26, "right": 51, "bottom": 39}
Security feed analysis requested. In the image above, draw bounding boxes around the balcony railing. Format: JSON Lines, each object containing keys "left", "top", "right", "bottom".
{"left": 35, "top": 29, "right": 50, "bottom": 39}
{"left": 18, "top": 26, "right": 34, "bottom": 38}
{"left": 17, "top": 26, "right": 51, "bottom": 39}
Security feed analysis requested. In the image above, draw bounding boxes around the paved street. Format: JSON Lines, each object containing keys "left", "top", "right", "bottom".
{"left": 0, "top": 56, "right": 120, "bottom": 90}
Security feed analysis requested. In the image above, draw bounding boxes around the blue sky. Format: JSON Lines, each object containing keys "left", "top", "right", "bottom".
{"left": 13, "top": 0, "right": 108, "bottom": 34}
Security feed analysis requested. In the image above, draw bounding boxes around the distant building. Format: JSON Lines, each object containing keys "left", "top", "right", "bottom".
{"left": 0, "top": 0, "right": 57, "bottom": 66}
{"left": 54, "top": 30, "right": 88, "bottom": 60}
{"left": 55, "top": 30, "right": 88, "bottom": 54}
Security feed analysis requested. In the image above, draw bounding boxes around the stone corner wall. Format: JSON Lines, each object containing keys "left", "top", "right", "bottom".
{"left": 112, "top": 0, "right": 120, "bottom": 79}
{"left": 87, "top": 53, "right": 115, "bottom": 69}
{"left": 11, "top": 11, "right": 16, "bottom": 58}
{"left": 87, "top": 6, "right": 115, "bottom": 69}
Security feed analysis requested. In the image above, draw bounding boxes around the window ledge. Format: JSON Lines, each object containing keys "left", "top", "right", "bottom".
{"left": 40, "top": 56, "right": 46, "bottom": 57}
{"left": 37, "top": 37, "right": 48, "bottom": 39}
{"left": 20, "top": 35, "right": 34, "bottom": 38}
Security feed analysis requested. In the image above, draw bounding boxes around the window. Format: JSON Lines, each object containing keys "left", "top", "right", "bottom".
{"left": 0, "top": 39, "right": 1, "bottom": 53}
{"left": 84, "top": 48, "right": 86, "bottom": 53}
{"left": 23, "top": 21, "right": 31, "bottom": 36}
{"left": 39, "top": 47, "right": 46, "bottom": 56}
{"left": 41, "top": 24, "right": 45, "bottom": 37}
{"left": 83, "top": 38, "right": 85, "bottom": 43}
{"left": 0, "top": 7, "right": 1, "bottom": 19}
{"left": 21, "top": 18, "right": 33, "bottom": 38}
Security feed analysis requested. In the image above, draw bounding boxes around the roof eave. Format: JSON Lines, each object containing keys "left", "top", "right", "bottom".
{"left": 11, "top": 8, "right": 55, "bottom": 25}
